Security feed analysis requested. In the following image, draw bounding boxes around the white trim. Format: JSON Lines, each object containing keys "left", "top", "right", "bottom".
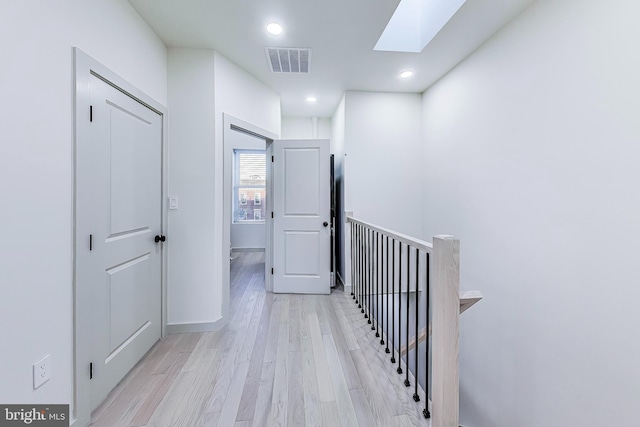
{"left": 336, "top": 271, "right": 351, "bottom": 294}
{"left": 336, "top": 271, "right": 352, "bottom": 294}
{"left": 265, "top": 141, "right": 274, "bottom": 292}
{"left": 166, "top": 318, "right": 226, "bottom": 334}
{"left": 72, "top": 48, "right": 168, "bottom": 427}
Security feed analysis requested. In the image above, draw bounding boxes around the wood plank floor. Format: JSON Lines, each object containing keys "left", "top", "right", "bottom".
{"left": 90, "top": 251, "right": 431, "bottom": 427}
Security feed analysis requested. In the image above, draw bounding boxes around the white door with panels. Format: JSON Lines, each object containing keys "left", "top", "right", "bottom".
{"left": 272, "top": 139, "right": 331, "bottom": 294}
{"left": 78, "top": 75, "right": 163, "bottom": 409}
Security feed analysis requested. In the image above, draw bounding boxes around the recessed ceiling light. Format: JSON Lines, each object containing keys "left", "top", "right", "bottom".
{"left": 306, "top": 96, "right": 317, "bottom": 103}
{"left": 266, "top": 22, "right": 283, "bottom": 36}
{"left": 399, "top": 70, "right": 414, "bottom": 79}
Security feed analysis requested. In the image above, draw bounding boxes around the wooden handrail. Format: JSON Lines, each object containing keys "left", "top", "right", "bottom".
{"left": 346, "top": 215, "right": 433, "bottom": 253}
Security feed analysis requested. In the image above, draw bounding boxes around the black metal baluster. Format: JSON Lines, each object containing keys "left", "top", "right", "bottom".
{"left": 350, "top": 223, "right": 353, "bottom": 298}
{"left": 373, "top": 232, "right": 378, "bottom": 332}
{"left": 397, "top": 243, "right": 403, "bottom": 374}
{"left": 351, "top": 222, "right": 355, "bottom": 298}
{"left": 413, "top": 248, "right": 420, "bottom": 401}
{"left": 354, "top": 225, "right": 357, "bottom": 304}
{"left": 364, "top": 228, "right": 368, "bottom": 317}
{"left": 391, "top": 239, "right": 396, "bottom": 363}
{"left": 362, "top": 228, "right": 366, "bottom": 316}
{"left": 379, "top": 233, "right": 384, "bottom": 345}
{"left": 357, "top": 225, "right": 361, "bottom": 308}
{"left": 385, "top": 235, "right": 390, "bottom": 353}
{"left": 366, "top": 228, "right": 371, "bottom": 323}
{"left": 357, "top": 224, "right": 361, "bottom": 307}
{"left": 360, "top": 226, "right": 367, "bottom": 313}
{"left": 360, "top": 226, "right": 364, "bottom": 313}
{"left": 424, "top": 252, "right": 431, "bottom": 419}
{"left": 370, "top": 230, "right": 374, "bottom": 326}
{"left": 364, "top": 228, "right": 368, "bottom": 318}
{"left": 404, "top": 244, "right": 411, "bottom": 387}
{"left": 355, "top": 224, "right": 359, "bottom": 305}
{"left": 362, "top": 226, "right": 369, "bottom": 319}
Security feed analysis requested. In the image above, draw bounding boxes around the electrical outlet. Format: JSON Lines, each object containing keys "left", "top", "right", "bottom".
{"left": 33, "top": 355, "right": 51, "bottom": 389}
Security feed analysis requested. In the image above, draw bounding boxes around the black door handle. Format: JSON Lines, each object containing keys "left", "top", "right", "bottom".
{"left": 323, "top": 222, "right": 329, "bottom": 227}
{"left": 155, "top": 235, "right": 166, "bottom": 243}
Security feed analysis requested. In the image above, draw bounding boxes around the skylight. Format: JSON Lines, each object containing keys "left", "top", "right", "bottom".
{"left": 374, "top": 0, "right": 467, "bottom": 53}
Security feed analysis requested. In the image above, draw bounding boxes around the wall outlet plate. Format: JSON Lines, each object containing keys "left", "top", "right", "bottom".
{"left": 169, "top": 196, "right": 179, "bottom": 210}
{"left": 33, "top": 355, "right": 51, "bottom": 389}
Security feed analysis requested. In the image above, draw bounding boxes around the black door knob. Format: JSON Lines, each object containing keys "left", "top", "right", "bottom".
{"left": 155, "top": 235, "right": 166, "bottom": 243}
{"left": 323, "top": 222, "right": 329, "bottom": 227}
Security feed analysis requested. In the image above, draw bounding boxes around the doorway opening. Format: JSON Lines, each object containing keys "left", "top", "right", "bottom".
{"left": 223, "top": 116, "right": 334, "bottom": 319}
{"left": 222, "top": 115, "right": 277, "bottom": 320}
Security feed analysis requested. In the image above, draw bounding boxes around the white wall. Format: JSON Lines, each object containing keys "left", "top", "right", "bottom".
{"left": 0, "top": 0, "right": 166, "bottom": 406}
{"left": 231, "top": 223, "right": 266, "bottom": 250}
{"left": 166, "top": 50, "right": 279, "bottom": 327}
{"left": 344, "top": 92, "right": 424, "bottom": 236}
{"left": 214, "top": 53, "right": 281, "bottom": 319}
{"left": 167, "top": 48, "right": 216, "bottom": 326}
{"left": 281, "top": 117, "right": 332, "bottom": 139}
{"left": 341, "top": 92, "right": 423, "bottom": 290}
{"left": 421, "top": 0, "right": 640, "bottom": 425}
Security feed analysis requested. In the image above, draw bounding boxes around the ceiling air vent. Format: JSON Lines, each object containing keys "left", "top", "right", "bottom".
{"left": 265, "top": 47, "right": 311, "bottom": 73}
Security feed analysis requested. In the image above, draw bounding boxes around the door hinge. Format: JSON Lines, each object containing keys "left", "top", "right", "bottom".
{"left": 89, "top": 362, "right": 93, "bottom": 379}
{"left": 89, "top": 234, "right": 93, "bottom": 251}
{"left": 271, "top": 156, "right": 274, "bottom": 162}
{"left": 271, "top": 268, "right": 274, "bottom": 275}
{"left": 90, "top": 105, "right": 93, "bottom": 122}
{"left": 271, "top": 212, "right": 274, "bottom": 219}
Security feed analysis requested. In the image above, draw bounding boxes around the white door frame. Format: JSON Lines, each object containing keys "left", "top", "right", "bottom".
{"left": 72, "top": 48, "right": 168, "bottom": 427}
{"left": 222, "top": 114, "right": 278, "bottom": 309}
{"left": 265, "top": 140, "right": 274, "bottom": 292}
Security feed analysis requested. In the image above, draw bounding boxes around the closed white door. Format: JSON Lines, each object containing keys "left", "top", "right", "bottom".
{"left": 78, "top": 75, "right": 163, "bottom": 408}
{"left": 272, "top": 139, "right": 330, "bottom": 294}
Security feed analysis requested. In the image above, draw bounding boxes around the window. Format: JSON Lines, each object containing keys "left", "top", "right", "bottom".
{"left": 233, "top": 149, "right": 266, "bottom": 223}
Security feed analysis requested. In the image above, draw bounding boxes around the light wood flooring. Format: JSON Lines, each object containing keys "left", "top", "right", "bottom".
{"left": 90, "top": 251, "right": 431, "bottom": 427}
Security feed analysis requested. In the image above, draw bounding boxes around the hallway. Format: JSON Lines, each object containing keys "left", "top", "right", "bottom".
{"left": 89, "top": 251, "right": 429, "bottom": 426}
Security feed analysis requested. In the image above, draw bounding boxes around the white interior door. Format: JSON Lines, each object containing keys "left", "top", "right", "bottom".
{"left": 79, "top": 75, "right": 163, "bottom": 409}
{"left": 272, "top": 139, "right": 331, "bottom": 294}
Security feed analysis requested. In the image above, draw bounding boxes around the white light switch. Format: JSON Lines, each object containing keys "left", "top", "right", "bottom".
{"left": 169, "top": 196, "right": 179, "bottom": 210}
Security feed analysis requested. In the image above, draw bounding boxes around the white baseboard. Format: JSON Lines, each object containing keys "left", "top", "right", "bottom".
{"left": 166, "top": 317, "right": 227, "bottom": 334}
{"left": 231, "top": 247, "right": 265, "bottom": 252}
{"left": 337, "top": 272, "right": 352, "bottom": 294}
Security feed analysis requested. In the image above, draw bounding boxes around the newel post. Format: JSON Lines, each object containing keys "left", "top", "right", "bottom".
{"left": 432, "top": 235, "right": 460, "bottom": 427}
